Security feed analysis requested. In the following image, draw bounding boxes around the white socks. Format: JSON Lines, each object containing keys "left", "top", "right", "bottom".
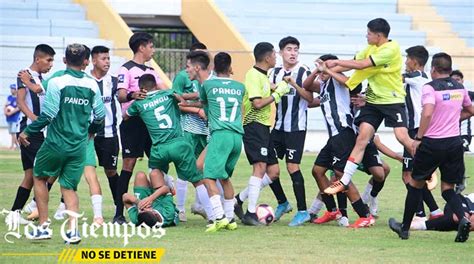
{"left": 261, "top": 173, "right": 273, "bottom": 187}
{"left": 176, "top": 178, "right": 188, "bottom": 212}
{"left": 239, "top": 174, "right": 272, "bottom": 202}
{"left": 195, "top": 185, "right": 214, "bottom": 221}
{"left": 340, "top": 160, "right": 358, "bottom": 185}
{"left": 247, "top": 176, "right": 262, "bottom": 213}
{"left": 308, "top": 194, "right": 324, "bottom": 215}
{"left": 91, "top": 194, "right": 103, "bottom": 218}
{"left": 209, "top": 195, "right": 224, "bottom": 220}
{"left": 223, "top": 199, "right": 235, "bottom": 221}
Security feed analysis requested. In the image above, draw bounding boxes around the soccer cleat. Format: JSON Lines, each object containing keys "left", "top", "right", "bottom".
{"left": 426, "top": 174, "right": 438, "bottom": 191}
{"left": 5, "top": 210, "right": 31, "bottom": 225}
{"left": 205, "top": 217, "right": 229, "bottom": 233}
{"left": 234, "top": 202, "right": 244, "bottom": 220}
{"left": 64, "top": 230, "right": 81, "bottom": 245}
{"left": 338, "top": 216, "right": 350, "bottom": 227}
{"left": 190, "top": 204, "right": 207, "bottom": 220}
{"left": 26, "top": 222, "right": 52, "bottom": 240}
{"left": 309, "top": 213, "right": 318, "bottom": 222}
{"left": 242, "top": 211, "right": 263, "bottom": 226}
{"left": 112, "top": 215, "right": 127, "bottom": 225}
{"left": 455, "top": 217, "right": 471, "bottom": 243}
{"left": 225, "top": 219, "right": 238, "bottom": 231}
{"left": 312, "top": 210, "right": 341, "bottom": 224}
{"left": 348, "top": 215, "right": 375, "bottom": 228}
{"left": 288, "top": 211, "right": 311, "bottom": 227}
{"left": 368, "top": 195, "right": 379, "bottom": 218}
{"left": 54, "top": 202, "right": 66, "bottom": 220}
{"left": 388, "top": 218, "right": 409, "bottom": 239}
{"left": 24, "top": 200, "right": 37, "bottom": 214}
{"left": 274, "top": 201, "right": 293, "bottom": 221}
{"left": 178, "top": 211, "right": 187, "bottom": 222}
{"left": 324, "top": 181, "right": 348, "bottom": 195}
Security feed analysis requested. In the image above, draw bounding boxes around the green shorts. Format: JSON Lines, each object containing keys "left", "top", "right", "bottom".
{"left": 183, "top": 131, "right": 207, "bottom": 158}
{"left": 33, "top": 142, "right": 85, "bottom": 190}
{"left": 204, "top": 130, "right": 242, "bottom": 180}
{"left": 128, "top": 186, "right": 179, "bottom": 227}
{"left": 84, "top": 139, "right": 97, "bottom": 167}
{"left": 149, "top": 137, "right": 201, "bottom": 183}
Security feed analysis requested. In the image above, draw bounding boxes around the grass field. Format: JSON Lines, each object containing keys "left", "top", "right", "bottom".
{"left": 0, "top": 149, "right": 473, "bottom": 263}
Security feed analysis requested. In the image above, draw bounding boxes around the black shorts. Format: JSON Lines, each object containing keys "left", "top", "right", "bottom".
{"left": 271, "top": 129, "right": 306, "bottom": 164}
{"left": 18, "top": 132, "right": 44, "bottom": 170}
{"left": 402, "top": 128, "right": 418, "bottom": 172}
{"left": 94, "top": 136, "right": 119, "bottom": 170}
{"left": 119, "top": 116, "right": 151, "bottom": 159}
{"left": 243, "top": 122, "right": 278, "bottom": 165}
{"left": 355, "top": 103, "right": 407, "bottom": 130}
{"left": 412, "top": 136, "right": 465, "bottom": 184}
{"left": 461, "top": 135, "right": 472, "bottom": 152}
{"left": 314, "top": 128, "right": 356, "bottom": 171}
{"left": 359, "top": 139, "right": 383, "bottom": 174}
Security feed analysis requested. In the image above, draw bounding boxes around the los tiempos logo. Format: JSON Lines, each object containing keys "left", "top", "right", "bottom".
{"left": 1, "top": 209, "right": 165, "bottom": 246}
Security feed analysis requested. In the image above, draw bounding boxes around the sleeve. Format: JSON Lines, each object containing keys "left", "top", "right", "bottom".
{"left": 117, "top": 66, "right": 130, "bottom": 91}
{"left": 463, "top": 89, "right": 473, "bottom": 107}
{"left": 17, "top": 76, "right": 26, "bottom": 89}
{"left": 421, "top": 84, "right": 436, "bottom": 106}
{"left": 199, "top": 82, "right": 207, "bottom": 103}
{"left": 111, "top": 76, "right": 118, "bottom": 96}
{"left": 245, "top": 71, "right": 264, "bottom": 100}
{"left": 89, "top": 84, "right": 106, "bottom": 134}
{"left": 370, "top": 45, "right": 397, "bottom": 67}
{"left": 355, "top": 46, "right": 370, "bottom": 60}
{"left": 23, "top": 79, "right": 61, "bottom": 135}
{"left": 126, "top": 101, "right": 140, "bottom": 117}
{"left": 171, "top": 72, "right": 187, "bottom": 94}
{"left": 345, "top": 67, "right": 381, "bottom": 90}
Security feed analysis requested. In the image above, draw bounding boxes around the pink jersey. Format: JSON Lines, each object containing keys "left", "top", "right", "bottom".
{"left": 117, "top": 60, "right": 162, "bottom": 112}
{"left": 422, "top": 77, "right": 472, "bottom": 138}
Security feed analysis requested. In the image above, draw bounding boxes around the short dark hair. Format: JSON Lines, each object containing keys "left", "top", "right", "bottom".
{"left": 318, "top": 54, "right": 339, "bottom": 61}
{"left": 129, "top": 32, "right": 154, "bottom": 54}
{"left": 279, "top": 36, "right": 300, "bottom": 50}
{"left": 91, "top": 45, "right": 110, "bottom": 57}
{"left": 253, "top": 42, "right": 274, "bottom": 62}
{"left": 431, "top": 52, "right": 452, "bottom": 74}
{"left": 190, "top": 42, "right": 207, "bottom": 51}
{"left": 84, "top": 45, "right": 91, "bottom": 60}
{"left": 137, "top": 211, "right": 158, "bottom": 227}
{"left": 214, "top": 52, "right": 232, "bottom": 74}
{"left": 33, "top": 44, "right": 55, "bottom": 59}
{"left": 405, "top": 45, "right": 429, "bottom": 66}
{"left": 138, "top": 74, "right": 157, "bottom": 91}
{"left": 65, "top": 43, "right": 87, "bottom": 67}
{"left": 367, "top": 18, "right": 390, "bottom": 37}
{"left": 186, "top": 50, "right": 210, "bottom": 70}
{"left": 450, "top": 69, "right": 464, "bottom": 79}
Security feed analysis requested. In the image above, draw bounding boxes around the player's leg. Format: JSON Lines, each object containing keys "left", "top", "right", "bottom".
{"left": 312, "top": 165, "right": 340, "bottom": 224}
{"left": 342, "top": 179, "right": 374, "bottom": 228}
{"left": 95, "top": 136, "right": 119, "bottom": 209}
{"left": 267, "top": 129, "right": 290, "bottom": 219}
{"left": 83, "top": 139, "right": 103, "bottom": 224}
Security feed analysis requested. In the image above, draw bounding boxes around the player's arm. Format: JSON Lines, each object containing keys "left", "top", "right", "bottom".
{"left": 303, "top": 68, "right": 321, "bottom": 93}
{"left": 123, "top": 100, "right": 140, "bottom": 121}
{"left": 283, "top": 76, "right": 313, "bottom": 103}
{"left": 16, "top": 87, "right": 37, "bottom": 121}
{"left": 138, "top": 169, "right": 170, "bottom": 210}
{"left": 18, "top": 70, "right": 44, "bottom": 93}
{"left": 89, "top": 85, "right": 106, "bottom": 135}
{"left": 308, "top": 97, "right": 321, "bottom": 108}
{"left": 413, "top": 84, "right": 436, "bottom": 154}
{"left": 252, "top": 81, "right": 291, "bottom": 109}
{"left": 182, "top": 92, "right": 199, "bottom": 100}
{"left": 325, "top": 58, "right": 374, "bottom": 70}
{"left": 117, "top": 68, "right": 146, "bottom": 103}
{"left": 373, "top": 135, "right": 403, "bottom": 162}
{"left": 123, "top": 193, "right": 139, "bottom": 208}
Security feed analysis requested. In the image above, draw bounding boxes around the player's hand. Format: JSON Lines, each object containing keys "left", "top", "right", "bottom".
{"left": 325, "top": 60, "right": 338, "bottom": 68}
{"left": 197, "top": 108, "right": 207, "bottom": 121}
{"left": 351, "top": 93, "right": 367, "bottom": 107}
{"left": 17, "top": 70, "right": 31, "bottom": 84}
{"left": 283, "top": 76, "right": 296, "bottom": 86}
{"left": 411, "top": 139, "right": 421, "bottom": 156}
{"left": 132, "top": 90, "right": 147, "bottom": 100}
{"left": 272, "top": 81, "right": 290, "bottom": 103}
{"left": 138, "top": 197, "right": 153, "bottom": 210}
{"left": 18, "top": 132, "right": 30, "bottom": 147}
{"left": 315, "top": 59, "right": 326, "bottom": 72}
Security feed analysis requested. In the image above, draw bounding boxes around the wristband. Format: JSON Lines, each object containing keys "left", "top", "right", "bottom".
{"left": 414, "top": 135, "right": 422, "bottom": 141}
{"left": 126, "top": 92, "right": 134, "bottom": 102}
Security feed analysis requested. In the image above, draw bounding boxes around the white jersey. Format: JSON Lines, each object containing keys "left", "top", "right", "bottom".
{"left": 16, "top": 68, "right": 46, "bottom": 131}
{"left": 319, "top": 77, "right": 355, "bottom": 137}
{"left": 269, "top": 63, "right": 311, "bottom": 132}
{"left": 403, "top": 70, "right": 429, "bottom": 130}
{"left": 90, "top": 72, "right": 120, "bottom": 138}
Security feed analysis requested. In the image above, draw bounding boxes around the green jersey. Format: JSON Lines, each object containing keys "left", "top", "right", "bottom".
{"left": 24, "top": 68, "right": 105, "bottom": 154}
{"left": 200, "top": 77, "right": 245, "bottom": 134}
{"left": 126, "top": 89, "right": 182, "bottom": 145}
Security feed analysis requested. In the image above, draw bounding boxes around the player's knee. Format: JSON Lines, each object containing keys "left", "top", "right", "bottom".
{"left": 122, "top": 158, "right": 137, "bottom": 171}
{"left": 105, "top": 169, "right": 117, "bottom": 177}
{"left": 286, "top": 163, "right": 300, "bottom": 174}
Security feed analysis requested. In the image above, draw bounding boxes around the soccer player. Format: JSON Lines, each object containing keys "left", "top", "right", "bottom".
{"left": 172, "top": 42, "right": 209, "bottom": 221}
{"left": 115, "top": 32, "right": 167, "bottom": 224}
{"left": 5, "top": 44, "right": 55, "bottom": 226}
{"left": 4, "top": 84, "right": 20, "bottom": 150}
{"left": 451, "top": 70, "right": 473, "bottom": 153}
{"left": 322, "top": 18, "right": 413, "bottom": 194}
{"left": 191, "top": 52, "right": 245, "bottom": 232}
{"left": 236, "top": 42, "right": 291, "bottom": 226}
{"left": 266, "top": 36, "right": 313, "bottom": 226}
{"left": 124, "top": 73, "right": 212, "bottom": 227}
{"left": 388, "top": 53, "right": 474, "bottom": 242}
{"left": 18, "top": 43, "right": 105, "bottom": 243}
{"left": 123, "top": 171, "right": 178, "bottom": 227}
{"left": 402, "top": 46, "right": 443, "bottom": 220}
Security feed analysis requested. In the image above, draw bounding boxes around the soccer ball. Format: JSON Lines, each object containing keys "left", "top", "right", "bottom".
{"left": 255, "top": 204, "right": 275, "bottom": 225}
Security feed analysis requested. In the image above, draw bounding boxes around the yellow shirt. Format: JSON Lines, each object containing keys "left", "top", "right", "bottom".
{"left": 345, "top": 40, "right": 405, "bottom": 104}
{"left": 243, "top": 67, "right": 272, "bottom": 126}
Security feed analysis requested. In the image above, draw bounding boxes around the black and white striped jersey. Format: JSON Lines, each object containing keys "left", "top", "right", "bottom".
{"left": 16, "top": 68, "right": 45, "bottom": 132}
{"left": 403, "top": 70, "right": 429, "bottom": 130}
{"left": 461, "top": 90, "right": 474, "bottom": 137}
{"left": 91, "top": 72, "right": 120, "bottom": 138}
{"left": 319, "top": 77, "right": 355, "bottom": 137}
{"left": 269, "top": 63, "right": 311, "bottom": 132}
